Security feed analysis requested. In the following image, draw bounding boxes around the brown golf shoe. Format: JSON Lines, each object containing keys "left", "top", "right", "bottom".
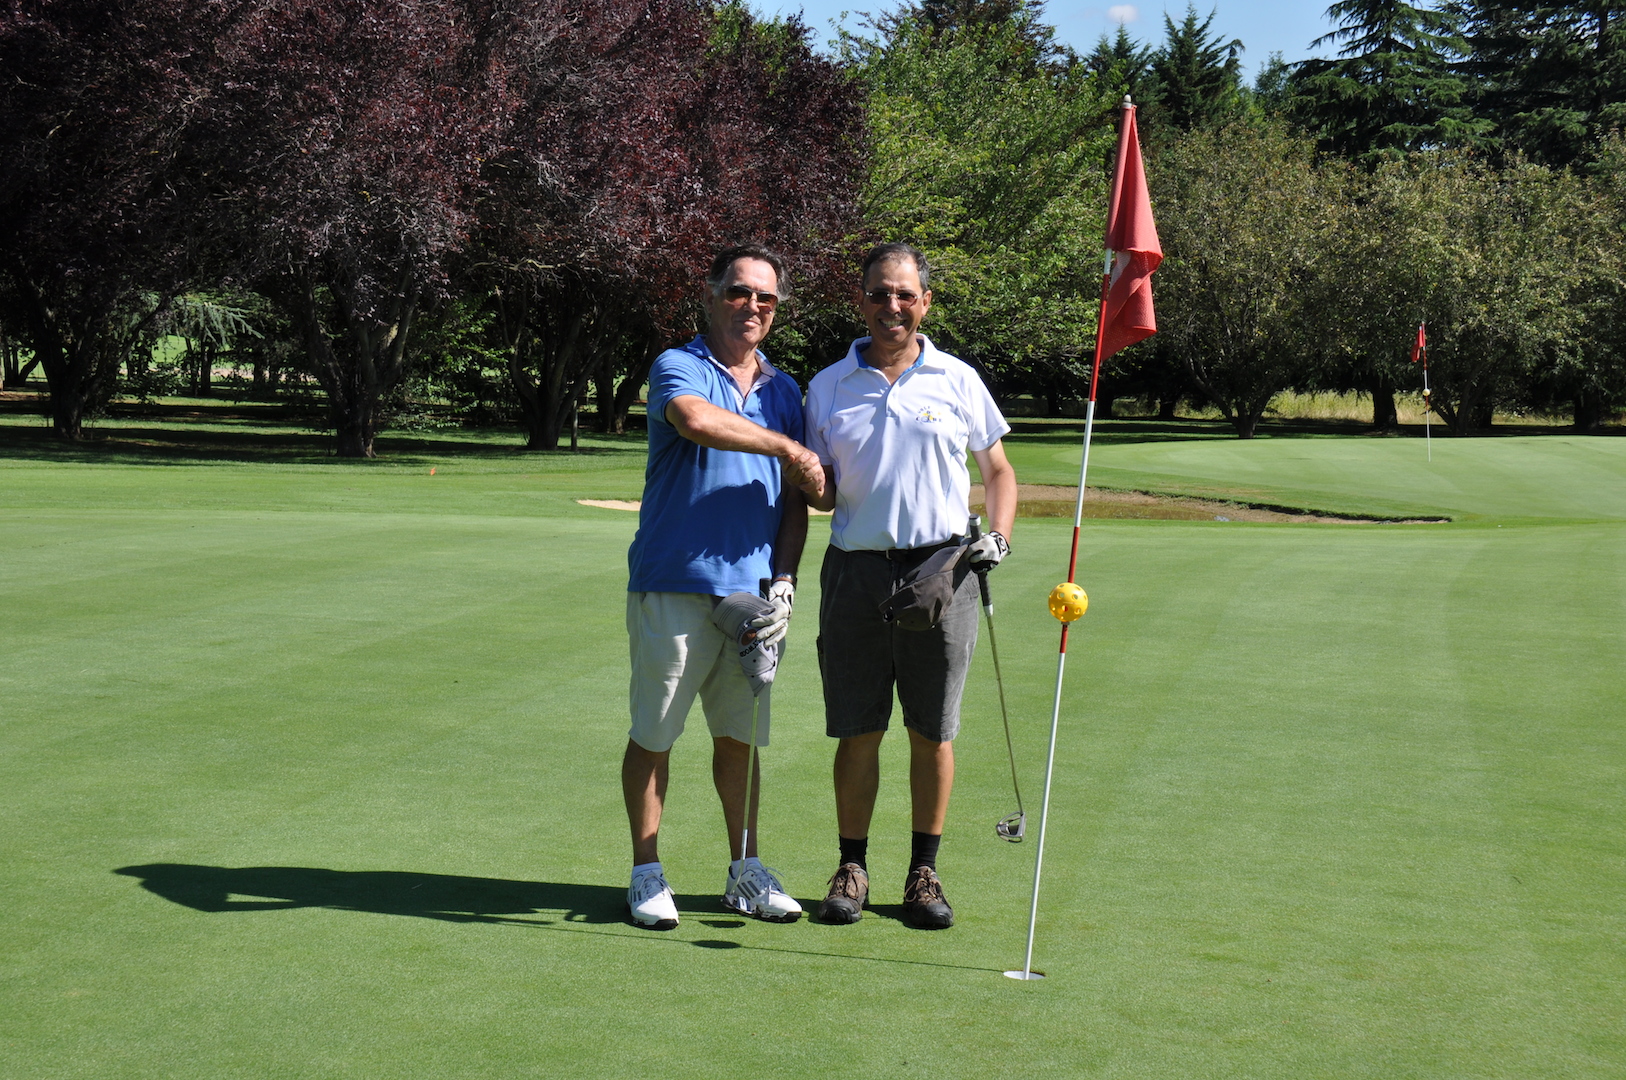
{"left": 902, "top": 865, "right": 954, "bottom": 929}
{"left": 817, "top": 862, "right": 868, "bottom": 924}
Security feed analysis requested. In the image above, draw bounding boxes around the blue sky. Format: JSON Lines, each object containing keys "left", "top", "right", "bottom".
{"left": 760, "top": 1, "right": 1344, "bottom": 82}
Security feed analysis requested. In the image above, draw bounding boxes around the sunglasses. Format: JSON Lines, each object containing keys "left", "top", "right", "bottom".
{"left": 862, "top": 289, "right": 921, "bottom": 307}
{"left": 721, "top": 284, "right": 780, "bottom": 310}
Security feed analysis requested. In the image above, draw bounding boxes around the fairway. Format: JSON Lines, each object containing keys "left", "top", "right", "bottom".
{"left": 3, "top": 424, "right": 1623, "bottom": 1078}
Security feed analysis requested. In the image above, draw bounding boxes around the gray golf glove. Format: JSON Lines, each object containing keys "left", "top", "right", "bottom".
{"left": 711, "top": 592, "right": 779, "bottom": 696}
{"left": 968, "top": 530, "right": 1009, "bottom": 572}
{"left": 748, "top": 576, "right": 795, "bottom": 648}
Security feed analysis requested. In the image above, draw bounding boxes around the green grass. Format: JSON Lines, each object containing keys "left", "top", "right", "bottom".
{"left": 2, "top": 413, "right": 1623, "bottom": 1077}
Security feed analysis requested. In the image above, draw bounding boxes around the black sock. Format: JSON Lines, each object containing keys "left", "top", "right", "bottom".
{"left": 910, "top": 831, "right": 941, "bottom": 872}
{"left": 839, "top": 835, "right": 868, "bottom": 870}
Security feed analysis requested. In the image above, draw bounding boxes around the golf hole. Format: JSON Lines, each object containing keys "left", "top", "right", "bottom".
{"left": 1003, "top": 969, "right": 1046, "bottom": 980}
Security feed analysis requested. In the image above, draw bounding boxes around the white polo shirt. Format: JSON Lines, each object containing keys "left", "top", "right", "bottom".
{"left": 805, "top": 334, "right": 1010, "bottom": 552}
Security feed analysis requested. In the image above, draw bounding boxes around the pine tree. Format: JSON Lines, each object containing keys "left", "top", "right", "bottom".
{"left": 1288, "top": 1, "right": 1488, "bottom": 165}
{"left": 1454, "top": 1, "right": 1626, "bottom": 166}
{"left": 1086, "top": 23, "right": 1155, "bottom": 103}
{"left": 1146, "top": 5, "right": 1245, "bottom": 133}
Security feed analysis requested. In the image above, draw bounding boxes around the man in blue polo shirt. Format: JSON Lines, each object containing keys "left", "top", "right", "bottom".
{"left": 803, "top": 242, "right": 1017, "bottom": 930}
{"left": 623, "top": 244, "right": 825, "bottom": 931}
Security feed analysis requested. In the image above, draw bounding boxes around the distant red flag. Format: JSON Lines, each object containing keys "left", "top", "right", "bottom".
{"left": 1096, "top": 102, "right": 1163, "bottom": 368}
{"left": 1411, "top": 322, "right": 1427, "bottom": 364}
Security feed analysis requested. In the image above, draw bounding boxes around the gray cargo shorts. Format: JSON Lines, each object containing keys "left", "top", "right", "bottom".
{"left": 816, "top": 542, "right": 979, "bottom": 742}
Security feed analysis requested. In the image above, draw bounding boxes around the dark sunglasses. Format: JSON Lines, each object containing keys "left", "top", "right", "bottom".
{"left": 721, "top": 284, "right": 780, "bottom": 310}
{"left": 862, "top": 289, "right": 920, "bottom": 307}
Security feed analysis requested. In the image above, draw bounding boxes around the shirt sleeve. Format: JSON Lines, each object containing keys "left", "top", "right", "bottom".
{"left": 964, "top": 369, "right": 1012, "bottom": 453}
{"left": 646, "top": 349, "right": 713, "bottom": 425}
{"left": 803, "top": 373, "right": 831, "bottom": 464}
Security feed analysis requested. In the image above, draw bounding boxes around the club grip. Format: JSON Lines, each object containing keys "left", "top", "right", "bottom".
{"left": 967, "top": 515, "right": 991, "bottom": 606}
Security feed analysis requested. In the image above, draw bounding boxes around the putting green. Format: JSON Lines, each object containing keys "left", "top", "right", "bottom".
{"left": 2, "top": 424, "right": 1622, "bottom": 1077}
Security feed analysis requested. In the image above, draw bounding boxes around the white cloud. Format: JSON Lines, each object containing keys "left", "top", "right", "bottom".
{"left": 1107, "top": 4, "right": 1138, "bottom": 23}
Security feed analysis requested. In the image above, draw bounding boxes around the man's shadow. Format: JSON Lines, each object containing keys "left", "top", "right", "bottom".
{"left": 114, "top": 863, "right": 1000, "bottom": 972}
{"left": 113, "top": 863, "right": 689, "bottom": 927}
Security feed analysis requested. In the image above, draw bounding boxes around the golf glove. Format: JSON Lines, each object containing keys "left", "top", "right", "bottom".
{"left": 749, "top": 577, "right": 795, "bottom": 648}
{"left": 968, "top": 530, "right": 1009, "bottom": 572}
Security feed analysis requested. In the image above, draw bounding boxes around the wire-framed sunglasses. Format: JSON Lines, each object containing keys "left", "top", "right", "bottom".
{"left": 720, "top": 284, "right": 780, "bottom": 310}
{"left": 862, "top": 288, "right": 921, "bottom": 307}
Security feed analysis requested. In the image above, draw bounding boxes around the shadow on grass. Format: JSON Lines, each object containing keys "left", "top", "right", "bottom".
{"left": 0, "top": 420, "right": 645, "bottom": 466}
{"left": 1005, "top": 416, "right": 1620, "bottom": 443}
{"left": 114, "top": 863, "right": 1000, "bottom": 972}
{"left": 115, "top": 863, "right": 629, "bottom": 923}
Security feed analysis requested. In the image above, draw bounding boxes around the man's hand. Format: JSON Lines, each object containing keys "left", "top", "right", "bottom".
{"left": 748, "top": 576, "right": 796, "bottom": 648}
{"left": 968, "top": 530, "right": 1010, "bottom": 573}
{"left": 781, "top": 444, "right": 826, "bottom": 500}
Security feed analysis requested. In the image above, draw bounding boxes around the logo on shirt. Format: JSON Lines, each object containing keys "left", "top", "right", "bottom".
{"left": 915, "top": 406, "right": 944, "bottom": 424}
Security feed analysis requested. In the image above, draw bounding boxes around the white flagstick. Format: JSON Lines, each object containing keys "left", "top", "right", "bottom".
{"left": 1423, "top": 367, "right": 1432, "bottom": 462}
{"left": 1005, "top": 242, "right": 1110, "bottom": 982}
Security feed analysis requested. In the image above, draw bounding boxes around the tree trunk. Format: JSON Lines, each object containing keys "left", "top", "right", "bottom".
{"left": 197, "top": 343, "right": 213, "bottom": 396}
{"left": 1157, "top": 395, "right": 1178, "bottom": 419}
{"left": 289, "top": 267, "right": 418, "bottom": 458}
{"left": 594, "top": 362, "right": 615, "bottom": 434}
{"left": 13, "top": 274, "right": 105, "bottom": 440}
{"left": 611, "top": 334, "right": 662, "bottom": 435}
{"left": 1370, "top": 376, "right": 1398, "bottom": 430}
{"left": 1472, "top": 398, "right": 1494, "bottom": 431}
{"left": 1574, "top": 389, "right": 1604, "bottom": 431}
{"left": 1436, "top": 384, "right": 1483, "bottom": 436}
{"left": 1, "top": 330, "right": 38, "bottom": 388}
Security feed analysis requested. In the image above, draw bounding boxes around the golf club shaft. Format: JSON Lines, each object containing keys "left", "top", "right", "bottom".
{"left": 739, "top": 693, "right": 760, "bottom": 863}
{"left": 968, "top": 516, "right": 1023, "bottom": 818}
{"left": 983, "top": 599, "right": 1022, "bottom": 814}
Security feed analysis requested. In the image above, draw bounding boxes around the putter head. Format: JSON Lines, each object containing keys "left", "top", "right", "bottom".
{"left": 996, "top": 811, "right": 1026, "bottom": 842}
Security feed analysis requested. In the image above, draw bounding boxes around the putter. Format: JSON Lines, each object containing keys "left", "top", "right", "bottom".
{"left": 739, "top": 693, "right": 761, "bottom": 880}
{"left": 969, "top": 516, "right": 1026, "bottom": 842}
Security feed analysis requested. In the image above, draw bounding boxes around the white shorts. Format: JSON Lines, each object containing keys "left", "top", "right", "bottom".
{"left": 627, "top": 591, "right": 771, "bottom": 753}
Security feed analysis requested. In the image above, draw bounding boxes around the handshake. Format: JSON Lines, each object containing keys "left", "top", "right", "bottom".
{"left": 779, "top": 442, "right": 827, "bottom": 501}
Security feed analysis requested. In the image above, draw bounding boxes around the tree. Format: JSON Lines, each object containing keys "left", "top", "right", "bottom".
{"left": 476, "top": 0, "right": 864, "bottom": 449}
{"left": 1289, "top": 0, "right": 1490, "bottom": 165}
{"left": 1546, "top": 131, "right": 1626, "bottom": 427}
{"left": 0, "top": 0, "right": 218, "bottom": 438}
{"left": 1087, "top": 24, "right": 1157, "bottom": 106}
{"left": 200, "top": 0, "right": 511, "bottom": 457}
{"left": 1357, "top": 151, "right": 1593, "bottom": 433}
{"left": 1150, "top": 121, "right": 1350, "bottom": 438}
{"left": 843, "top": 9, "right": 1114, "bottom": 405}
{"left": 1144, "top": 4, "right": 1245, "bottom": 135}
{"left": 1455, "top": 0, "right": 1626, "bottom": 167}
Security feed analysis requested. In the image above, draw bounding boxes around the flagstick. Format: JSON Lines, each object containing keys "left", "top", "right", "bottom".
{"left": 1005, "top": 119, "right": 1124, "bottom": 981}
{"left": 1423, "top": 367, "right": 1431, "bottom": 462}
{"left": 1421, "top": 326, "right": 1431, "bottom": 462}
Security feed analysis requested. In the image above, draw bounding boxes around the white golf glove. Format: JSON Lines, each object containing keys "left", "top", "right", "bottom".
{"left": 748, "top": 576, "right": 796, "bottom": 648}
{"left": 968, "top": 530, "right": 1009, "bottom": 573}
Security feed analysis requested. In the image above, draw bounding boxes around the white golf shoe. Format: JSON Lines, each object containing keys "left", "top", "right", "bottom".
{"left": 628, "top": 865, "right": 679, "bottom": 930}
{"left": 722, "top": 857, "right": 803, "bottom": 923}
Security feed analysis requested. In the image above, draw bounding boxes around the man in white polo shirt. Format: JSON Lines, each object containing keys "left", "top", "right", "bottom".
{"left": 802, "top": 242, "right": 1017, "bottom": 929}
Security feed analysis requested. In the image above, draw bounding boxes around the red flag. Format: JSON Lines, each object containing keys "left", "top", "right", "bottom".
{"left": 1410, "top": 322, "right": 1427, "bottom": 365}
{"left": 1096, "top": 102, "right": 1162, "bottom": 366}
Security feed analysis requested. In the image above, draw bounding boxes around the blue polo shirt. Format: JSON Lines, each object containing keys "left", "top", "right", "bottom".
{"left": 628, "top": 336, "right": 805, "bottom": 596}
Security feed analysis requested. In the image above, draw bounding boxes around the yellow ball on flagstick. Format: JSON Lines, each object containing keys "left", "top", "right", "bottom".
{"left": 1048, "top": 582, "right": 1088, "bottom": 623}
